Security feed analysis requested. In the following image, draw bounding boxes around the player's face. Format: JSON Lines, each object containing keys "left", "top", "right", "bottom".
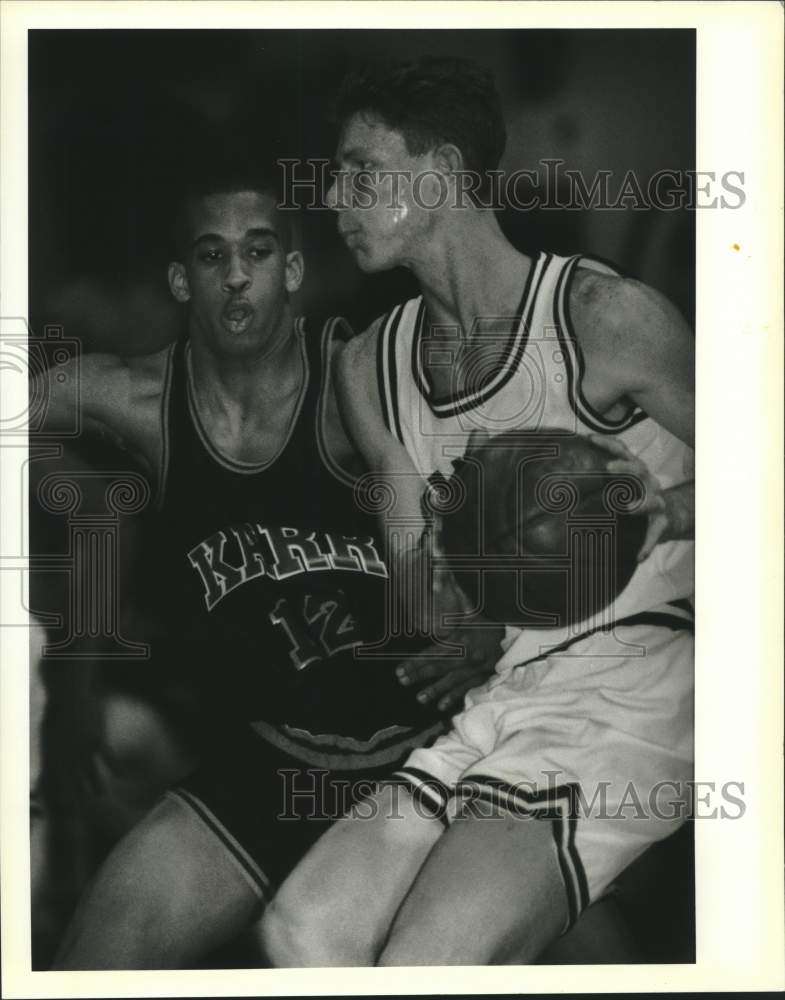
{"left": 327, "top": 114, "right": 441, "bottom": 273}
{"left": 168, "top": 191, "right": 303, "bottom": 357}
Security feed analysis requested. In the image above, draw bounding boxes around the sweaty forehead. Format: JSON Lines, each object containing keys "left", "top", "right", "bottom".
{"left": 186, "top": 190, "right": 281, "bottom": 243}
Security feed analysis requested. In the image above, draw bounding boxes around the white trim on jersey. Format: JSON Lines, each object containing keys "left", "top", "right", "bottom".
{"left": 155, "top": 339, "right": 177, "bottom": 511}
{"left": 316, "top": 316, "right": 363, "bottom": 489}
{"left": 183, "top": 320, "right": 310, "bottom": 475}
{"left": 250, "top": 718, "right": 446, "bottom": 771}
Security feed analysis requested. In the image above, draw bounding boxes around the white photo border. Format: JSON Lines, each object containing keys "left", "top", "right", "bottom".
{"left": 1, "top": 1, "right": 783, "bottom": 996}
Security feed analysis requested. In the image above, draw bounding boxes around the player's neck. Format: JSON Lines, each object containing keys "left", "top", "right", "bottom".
{"left": 410, "top": 212, "right": 531, "bottom": 335}
{"left": 188, "top": 315, "right": 302, "bottom": 419}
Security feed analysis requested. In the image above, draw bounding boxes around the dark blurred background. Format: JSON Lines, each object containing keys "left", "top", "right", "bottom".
{"left": 29, "top": 29, "right": 695, "bottom": 352}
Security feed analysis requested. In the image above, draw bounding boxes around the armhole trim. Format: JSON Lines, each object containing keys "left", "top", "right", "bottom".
{"left": 154, "top": 340, "right": 177, "bottom": 510}
{"left": 377, "top": 305, "right": 405, "bottom": 443}
{"left": 316, "top": 316, "right": 359, "bottom": 488}
{"left": 555, "top": 255, "right": 648, "bottom": 435}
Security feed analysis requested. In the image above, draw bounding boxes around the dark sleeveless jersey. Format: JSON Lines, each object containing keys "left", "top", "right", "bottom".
{"left": 148, "top": 317, "right": 445, "bottom": 769}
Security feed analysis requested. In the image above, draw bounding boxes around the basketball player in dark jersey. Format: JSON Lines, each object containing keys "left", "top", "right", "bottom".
{"left": 45, "top": 170, "right": 498, "bottom": 969}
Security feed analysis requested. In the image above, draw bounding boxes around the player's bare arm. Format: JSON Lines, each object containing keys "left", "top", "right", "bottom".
{"left": 572, "top": 271, "right": 695, "bottom": 558}
{"left": 32, "top": 347, "right": 170, "bottom": 486}
{"left": 320, "top": 333, "right": 374, "bottom": 479}
{"left": 336, "top": 322, "right": 430, "bottom": 536}
{"left": 337, "top": 324, "right": 503, "bottom": 711}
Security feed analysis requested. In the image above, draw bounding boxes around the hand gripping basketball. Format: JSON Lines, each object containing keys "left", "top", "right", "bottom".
{"left": 437, "top": 429, "right": 648, "bottom": 628}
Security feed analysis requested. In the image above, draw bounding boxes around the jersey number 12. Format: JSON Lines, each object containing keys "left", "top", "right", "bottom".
{"left": 269, "top": 590, "right": 361, "bottom": 672}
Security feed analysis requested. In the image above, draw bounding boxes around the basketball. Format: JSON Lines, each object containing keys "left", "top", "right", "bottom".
{"left": 436, "top": 430, "right": 648, "bottom": 627}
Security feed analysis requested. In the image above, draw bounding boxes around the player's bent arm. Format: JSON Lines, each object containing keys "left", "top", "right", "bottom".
{"left": 337, "top": 325, "right": 444, "bottom": 635}
{"left": 338, "top": 327, "right": 504, "bottom": 685}
{"left": 335, "top": 323, "right": 430, "bottom": 541}
{"left": 574, "top": 275, "right": 695, "bottom": 546}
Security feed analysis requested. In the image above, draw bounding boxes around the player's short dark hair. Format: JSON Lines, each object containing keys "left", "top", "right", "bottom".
{"left": 170, "top": 158, "right": 294, "bottom": 258}
{"left": 333, "top": 56, "right": 506, "bottom": 187}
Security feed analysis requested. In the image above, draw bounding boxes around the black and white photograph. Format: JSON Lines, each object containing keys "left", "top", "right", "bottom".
{"left": 1, "top": 1, "right": 782, "bottom": 995}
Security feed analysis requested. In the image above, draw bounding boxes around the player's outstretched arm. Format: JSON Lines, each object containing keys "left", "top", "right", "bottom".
{"left": 574, "top": 274, "right": 695, "bottom": 558}
{"left": 32, "top": 351, "right": 124, "bottom": 439}
{"left": 31, "top": 348, "right": 167, "bottom": 484}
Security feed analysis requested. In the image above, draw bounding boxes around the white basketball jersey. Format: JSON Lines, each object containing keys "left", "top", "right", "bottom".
{"left": 376, "top": 250, "right": 694, "bottom": 654}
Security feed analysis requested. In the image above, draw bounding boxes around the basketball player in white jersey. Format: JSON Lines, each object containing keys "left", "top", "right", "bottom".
{"left": 260, "top": 57, "right": 695, "bottom": 965}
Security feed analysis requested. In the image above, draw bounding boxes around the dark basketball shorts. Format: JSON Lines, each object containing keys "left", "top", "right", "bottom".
{"left": 166, "top": 725, "right": 434, "bottom": 903}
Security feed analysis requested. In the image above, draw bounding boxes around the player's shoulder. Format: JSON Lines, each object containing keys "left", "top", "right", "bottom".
{"left": 333, "top": 315, "right": 390, "bottom": 429}
{"left": 336, "top": 313, "right": 386, "bottom": 375}
{"left": 572, "top": 266, "right": 635, "bottom": 323}
{"left": 570, "top": 267, "right": 688, "bottom": 356}
{"left": 127, "top": 343, "right": 172, "bottom": 387}
{"left": 125, "top": 342, "right": 173, "bottom": 374}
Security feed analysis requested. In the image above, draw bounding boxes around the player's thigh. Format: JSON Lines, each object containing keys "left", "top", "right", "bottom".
{"left": 90, "top": 691, "right": 199, "bottom": 835}
{"left": 260, "top": 783, "right": 443, "bottom": 967}
{"left": 377, "top": 807, "right": 568, "bottom": 966}
{"left": 54, "top": 793, "right": 262, "bottom": 969}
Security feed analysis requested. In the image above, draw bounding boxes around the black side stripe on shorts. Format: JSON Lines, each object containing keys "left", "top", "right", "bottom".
{"left": 451, "top": 775, "right": 589, "bottom": 930}
{"left": 377, "top": 305, "right": 405, "bottom": 443}
{"left": 669, "top": 597, "right": 695, "bottom": 617}
{"left": 390, "top": 765, "right": 452, "bottom": 826}
{"left": 168, "top": 788, "right": 273, "bottom": 902}
{"left": 552, "top": 818, "right": 580, "bottom": 931}
{"left": 564, "top": 785, "right": 590, "bottom": 921}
